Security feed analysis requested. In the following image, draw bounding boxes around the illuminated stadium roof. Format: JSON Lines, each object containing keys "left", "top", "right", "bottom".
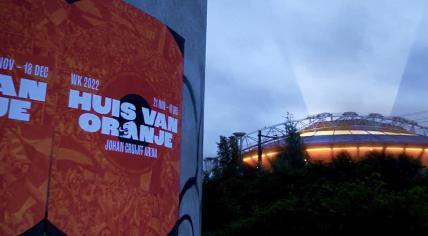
{"left": 240, "top": 112, "right": 428, "bottom": 152}
{"left": 240, "top": 112, "right": 428, "bottom": 168}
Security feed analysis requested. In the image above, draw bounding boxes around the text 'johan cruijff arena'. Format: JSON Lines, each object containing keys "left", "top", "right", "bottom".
{"left": 242, "top": 112, "right": 428, "bottom": 170}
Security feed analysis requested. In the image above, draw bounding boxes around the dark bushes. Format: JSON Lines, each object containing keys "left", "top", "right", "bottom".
{"left": 203, "top": 153, "right": 428, "bottom": 235}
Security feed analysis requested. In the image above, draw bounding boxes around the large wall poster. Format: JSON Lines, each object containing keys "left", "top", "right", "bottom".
{"left": 0, "top": 0, "right": 183, "bottom": 235}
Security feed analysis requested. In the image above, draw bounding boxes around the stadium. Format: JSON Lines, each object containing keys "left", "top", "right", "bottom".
{"left": 240, "top": 112, "right": 428, "bottom": 170}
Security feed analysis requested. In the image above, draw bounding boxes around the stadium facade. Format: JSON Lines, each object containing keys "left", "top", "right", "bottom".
{"left": 241, "top": 112, "right": 428, "bottom": 169}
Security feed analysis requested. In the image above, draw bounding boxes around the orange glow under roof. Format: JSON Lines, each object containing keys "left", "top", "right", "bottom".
{"left": 243, "top": 146, "right": 428, "bottom": 167}
{"left": 306, "top": 148, "right": 331, "bottom": 152}
{"left": 300, "top": 129, "right": 414, "bottom": 137}
{"left": 332, "top": 147, "right": 357, "bottom": 150}
{"left": 243, "top": 152, "right": 278, "bottom": 162}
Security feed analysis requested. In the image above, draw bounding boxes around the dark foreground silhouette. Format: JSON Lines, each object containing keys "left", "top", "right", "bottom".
{"left": 203, "top": 152, "right": 428, "bottom": 235}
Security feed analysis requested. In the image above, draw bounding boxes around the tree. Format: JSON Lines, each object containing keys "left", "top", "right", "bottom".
{"left": 212, "top": 135, "right": 241, "bottom": 179}
{"left": 203, "top": 152, "right": 428, "bottom": 235}
{"left": 274, "top": 113, "right": 307, "bottom": 171}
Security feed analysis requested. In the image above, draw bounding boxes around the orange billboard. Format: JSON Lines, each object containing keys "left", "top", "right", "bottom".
{"left": 0, "top": 0, "right": 183, "bottom": 235}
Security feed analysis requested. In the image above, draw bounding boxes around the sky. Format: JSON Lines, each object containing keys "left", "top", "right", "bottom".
{"left": 204, "top": 0, "right": 428, "bottom": 157}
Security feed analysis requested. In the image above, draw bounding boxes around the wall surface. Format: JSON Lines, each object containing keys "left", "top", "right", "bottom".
{"left": 0, "top": 0, "right": 206, "bottom": 235}
{"left": 124, "top": 1, "right": 207, "bottom": 235}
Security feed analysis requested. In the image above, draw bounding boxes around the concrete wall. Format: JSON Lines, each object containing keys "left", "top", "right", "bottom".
{"left": 124, "top": 1, "right": 207, "bottom": 235}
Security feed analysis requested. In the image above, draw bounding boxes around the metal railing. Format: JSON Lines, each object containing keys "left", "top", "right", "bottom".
{"left": 239, "top": 112, "right": 428, "bottom": 153}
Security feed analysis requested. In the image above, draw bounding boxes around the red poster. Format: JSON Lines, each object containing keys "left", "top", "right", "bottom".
{"left": 0, "top": 1, "right": 183, "bottom": 235}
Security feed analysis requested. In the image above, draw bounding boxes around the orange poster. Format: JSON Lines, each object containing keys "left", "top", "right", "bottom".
{"left": 0, "top": 0, "right": 183, "bottom": 235}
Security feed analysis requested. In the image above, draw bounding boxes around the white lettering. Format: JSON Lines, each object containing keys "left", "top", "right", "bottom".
{"left": 164, "top": 131, "right": 173, "bottom": 148}
{"left": 101, "top": 116, "right": 119, "bottom": 136}
{"left": 167, "top": 116, "right": 178, "bottom": 133}
{"left": 68, "top": 89, "right": 91, "bottom": 111}
{"left": 154, "top": 112, "right": 167, "bottom": 130}
{"left": 139, "top": 125, "right": 154, "bottom": 143}
{"left": 18, "top": 78, "right": 47, "bottom": 102}
{"left": 0, "top": 74, "right": 17, "bottom": 96}
{"left": 93, "top": 94, "right": 111, "bottom": 115}
{"left": 142, "top": 107, "right": 156, "bottom": 125}
{"left": 79, "top": 113, "right": 101, "bottom": 132}
{"left": 120, "top": 121, "right": 139, "bottom": 140}
{"left": 154, "top": 130, "right": 164, "bottom": 146}
{"left": 0, "top": 57, "right": 15, "bottom": 70}
{"left": 0, "top": 97, "right": 8, "bottom": 116}
{"left": 8, "top": 99, "right": 31, "bottom": 121}
{"left": 120, "top": 102, "right": 136, "bottom": 121}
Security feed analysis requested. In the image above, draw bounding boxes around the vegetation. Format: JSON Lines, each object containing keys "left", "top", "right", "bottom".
{"left": 209, "top": 135, "right": 243, "bottom": 179}
{"left": 273, "top": 114, "right": 307, "bottom": 171}
{"left": 203, "top": 122, "right": 428, "bottom": 235}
